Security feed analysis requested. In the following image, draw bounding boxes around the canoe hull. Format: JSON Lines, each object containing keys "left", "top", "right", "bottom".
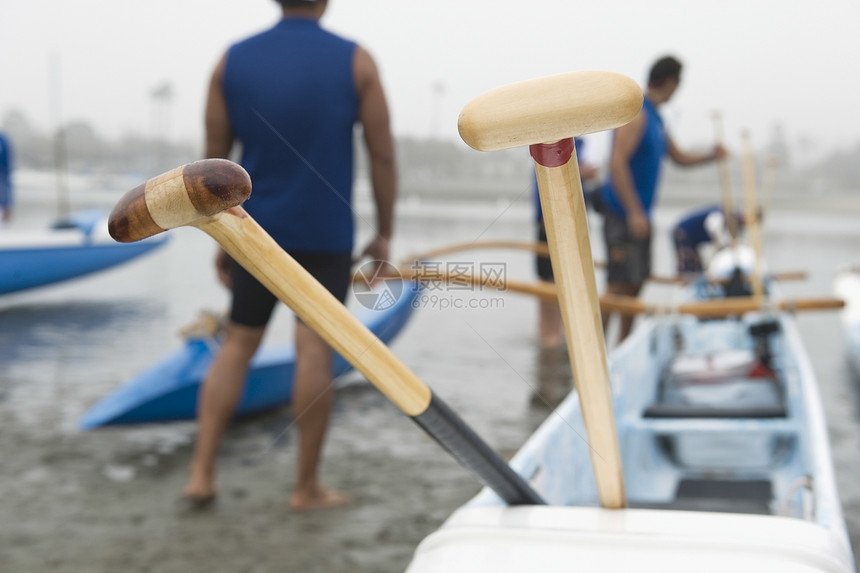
{"left": 407, "top": 299, "right": 855, "bottom": 571}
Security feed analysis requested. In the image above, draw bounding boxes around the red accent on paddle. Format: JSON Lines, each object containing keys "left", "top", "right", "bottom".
{"left": 530, "top": 138, "right": 574, "bottom": 168}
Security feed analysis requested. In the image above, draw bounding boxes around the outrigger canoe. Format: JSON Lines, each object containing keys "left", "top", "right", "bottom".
{"left": 0, "top": 208, "right": 168, "bottom": 295}
{"left": 407, "top": 70, "right": 853, "bottom": 571}
{"left": 406, "top": 279, "right": 855, "bottom": 571}
{"left": 79, "top": 279, "right": 419, "bottom": 429}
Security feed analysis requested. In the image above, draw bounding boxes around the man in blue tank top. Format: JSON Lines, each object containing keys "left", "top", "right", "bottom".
{"left": 182, "top": 0, "right": 397, "bottom": 512}
{"left": 600, "top": 56, "right": 726, "bottom": 343}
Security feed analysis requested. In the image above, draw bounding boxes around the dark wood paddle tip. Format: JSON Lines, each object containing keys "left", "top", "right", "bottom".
{"left": 108, "top": 159, "right": 252, "bottom": 243}
{"left": 108, "top": 181, "right": 163, "bottom": 242}
{"left": 183, "top": 159, "right": 252, "bottom": 217}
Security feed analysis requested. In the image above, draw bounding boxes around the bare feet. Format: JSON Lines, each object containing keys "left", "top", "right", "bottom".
{"left": 182, "top": 481, "right": 218, "bottom": 506}
{"left": 176, "top": 493, "right": 217, "bottom": 514}
{"left": 289, "top": 485, "right": 349, "bottom": 512}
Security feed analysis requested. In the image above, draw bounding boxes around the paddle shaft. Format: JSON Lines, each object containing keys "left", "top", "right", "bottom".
{"left": 197, "top": 209, "right": 544, "bottom": 506}
{"left": 532, "top": 141, "right": 626, "bottom": 509}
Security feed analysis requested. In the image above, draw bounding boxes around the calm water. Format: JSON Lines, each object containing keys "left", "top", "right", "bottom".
{"left": 2, "top": 179, "right": 859, "bottom": 569}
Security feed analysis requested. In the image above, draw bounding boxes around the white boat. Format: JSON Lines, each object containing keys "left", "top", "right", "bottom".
{"left": 405, "top": 276, "right": 855, "bottom": 572}
{"left": 407, "top": 70, "right": 853, "bottom": 572}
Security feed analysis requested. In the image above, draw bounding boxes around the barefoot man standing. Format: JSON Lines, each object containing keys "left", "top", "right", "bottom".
{"left": 182, "top": 0, "right": 397, "bottom": 511}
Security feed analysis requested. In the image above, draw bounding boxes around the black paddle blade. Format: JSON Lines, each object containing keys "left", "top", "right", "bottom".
{"left": 413, "top": 392, "right": 546, "bottom": 506}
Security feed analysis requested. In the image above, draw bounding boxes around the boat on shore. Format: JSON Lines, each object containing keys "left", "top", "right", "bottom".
{"left": 79, "top": 279, "right": 419, "bottom": 429}
{"left": 405, "top": 277, "right": 855, "bottom": 571}
{"left": 405, "top": 70, "right": 855, "bottom": 568}
{"left": 0, "top": 208, "right": 168, "bottom": 295}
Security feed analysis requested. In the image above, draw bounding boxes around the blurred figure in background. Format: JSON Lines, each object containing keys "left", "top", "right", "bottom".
{"left": 599, "top": 55, "right": 727, "bottom": 343}
{"left": 182, "top": 0, "right": 397, "bottom": 512}
{"left": 673, "top": 204, "right": 745, "bottom": 275}
{"left": 0, "top": 131, "right": 13, "bottom": 226}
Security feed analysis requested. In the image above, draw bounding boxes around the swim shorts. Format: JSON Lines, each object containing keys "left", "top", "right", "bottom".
{"left": 229, "top": 252, "right": 353, "bottom": 327}
{"left": 602, "top": 211, "right": 651, "bottom": 286}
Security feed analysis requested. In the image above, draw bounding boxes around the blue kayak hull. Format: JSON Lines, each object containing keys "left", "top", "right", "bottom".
{"left": 79, "top": 281, "right": 419, "bottom": 429}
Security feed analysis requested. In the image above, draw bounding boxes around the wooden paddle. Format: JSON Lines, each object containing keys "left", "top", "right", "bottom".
{"left": 713, "top": 111, "right": 739, "bottom": 239}
{"left": 741, "top": 130, "right": 765, "bottom": 298}
{"left": 459, "top": 70, "right": 643, "bottom": 509}
{"left": 108, "top": 158, "right": 544, "bottom": 506}
{"left": 600, "top": 292, "right": 844, "bottom": 318}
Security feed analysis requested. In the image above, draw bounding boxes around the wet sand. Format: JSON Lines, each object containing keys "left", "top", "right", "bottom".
{"left": 0, "top": 384, "right": 495, "bottom": 572}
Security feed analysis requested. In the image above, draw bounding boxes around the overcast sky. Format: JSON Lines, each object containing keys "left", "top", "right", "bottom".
{"left": 2, "top": 0, "right": 859, "bottom": 161}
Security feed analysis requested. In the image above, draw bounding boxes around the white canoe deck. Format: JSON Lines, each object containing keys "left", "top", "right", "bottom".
{"left": 409, "top": 505, "right": 854, "bottom": 572}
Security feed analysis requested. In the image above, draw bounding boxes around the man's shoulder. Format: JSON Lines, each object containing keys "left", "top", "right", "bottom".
{"left": 231, "top": 20, "right": 355, "bottom": 55}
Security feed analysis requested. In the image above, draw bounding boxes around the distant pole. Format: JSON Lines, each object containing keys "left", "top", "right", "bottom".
{"left": 150, "top": 83, "right": 173, "bottom": 175}
{"left": 429, "top": 81, "right": 445, "bottom": 140}
{"left": 50, "top": 53, "right": 70, "bottom": 220}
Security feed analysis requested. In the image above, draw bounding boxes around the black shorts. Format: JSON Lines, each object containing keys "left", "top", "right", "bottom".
{"left": 602, "top": 210, "right": 651, "bottom": 286}
{"left": 229, "top": 252, "right": 353, "bottom": 327}
{"left": 535, "top": 222, "right": 554, "bottom": 282}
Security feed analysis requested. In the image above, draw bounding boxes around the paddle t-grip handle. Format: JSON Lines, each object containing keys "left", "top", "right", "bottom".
{"left": 108, "top": 159, "right": 252, "bottom": 242}
{"left": 458, "top": 70, "right": 642, "bottom": 152}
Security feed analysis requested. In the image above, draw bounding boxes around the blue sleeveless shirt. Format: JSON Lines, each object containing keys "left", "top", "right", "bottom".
{"left": 223, "top": 18, "right": 358, "bottom": 253}
{"left": 601, "top": 98, "right": 666, "bottom": 218}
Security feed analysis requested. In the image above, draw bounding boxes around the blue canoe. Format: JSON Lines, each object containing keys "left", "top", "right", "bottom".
{"left": 0, "top": 208, "right": 168, "bottom": 296}
{"left": 79, "top": 279, "right": 419, "bottom": 429}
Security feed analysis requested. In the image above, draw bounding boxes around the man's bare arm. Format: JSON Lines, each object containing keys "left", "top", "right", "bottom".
{"left": 608, "top": 110, "right": 649, "bottom": 237}
{"left": 354, "top": 46, "right": 396, "bottom": 262}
